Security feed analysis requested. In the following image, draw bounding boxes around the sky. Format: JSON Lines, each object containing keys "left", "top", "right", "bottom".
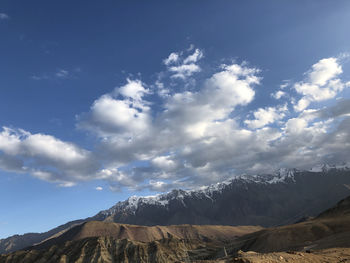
{"left": 1, "top": 0, "right": 350, "bottom": 238}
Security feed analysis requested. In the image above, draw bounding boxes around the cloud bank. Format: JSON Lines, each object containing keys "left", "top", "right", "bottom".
{"left": 1, "top": 47, "right": 349, "bottom": 191}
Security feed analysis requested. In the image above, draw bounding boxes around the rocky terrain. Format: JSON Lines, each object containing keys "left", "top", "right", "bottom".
{"left": 1, "top": 165, "right": 350, "bottom": 254}
{"left": 0, "top": 236, "right": 207, "bottom": 263}
{"left": 30, "top": 222, "right": 262, "bottom": 251}
{"left": 0, "top": 224, "right": 260, "bottom": 263}
{"left": 232, "top": 248, "right": 350, "bottom": 263}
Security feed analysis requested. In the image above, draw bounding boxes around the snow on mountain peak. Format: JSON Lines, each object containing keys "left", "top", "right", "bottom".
{"left": 100, "top": 164, "right": 349, "bottom": 216}
{"left": 309, "top": 163, "right": 350, "bottom": 173}
{"left": 101, "top": 171, "right": 297, "bottom": 216}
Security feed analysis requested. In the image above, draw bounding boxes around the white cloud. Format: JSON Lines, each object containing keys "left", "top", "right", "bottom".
{"left": 55, "top": 69, "right": 69, "bottom": 78}
{"left": 0, "top": 13, "right": 9, "bottom": 20}
{"left": 32, "top": 68, "right": 76, "bottom": 81}
{"left": 163, "top": 52, "right": 179, "bottom": 65}
{"left": 31, "top": 74, "right": 49, "bottom": 81}
{"left": 163, "top": 48, "right": 204, "bottom": 79}
{"left": 280, "top": 81, "right": 290, "bottom": 89}
{"left": 284, "top": 117, "right": 308, "bottom": 135}
{"left": 0, "top": 127, "right": 98, "bottom": 186}
{"left": 206, "top": 64, "right": 259, "bottom": 108}
{"left": 149, "top": 180, "right": 167, "bottom": 191}
{"left": 77, "top": 80, "right": 150, "bottom": 137}
{"left": 82, "top": 55, "right": 349, "bottom": 191}
{"left": 293, "top": 57, "right": 349, "bottom": 111}
{"left": 116, "top": 79, "right": 148, "bottom": 101}
{"left": 95, "top": 186, "right": 103, "bottom": 191}
{"left": 169, "top": 64, "right": 201, "bottom": 79}
{"left": 245, "top": 104, "right": 287, "bottom": 129}
{"left": 271, "top": 90, "right": 287, "bottom": 100}
{"left": 183, "top": 48, "right": 203, "bottom": 64}
{"left": 77, "top": 61, "right": 263, "bottom": 189}
{"left": 308, "top": 58, "right": 342, "bottom": 86}
{"left": 294, "top": 97, "right": 310, "bottom": 112}
{"left": 151, "top": 155, "right": 178, "bottom": 172}
{"left": 1, "top": 50, "right": 350, "bottom": 193}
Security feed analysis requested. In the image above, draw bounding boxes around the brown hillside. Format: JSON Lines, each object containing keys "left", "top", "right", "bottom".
{"left": 31, "top": 221, "right": 262, "bottom": 250}
{"left": 228, "top": 196, "right": 350, "bottom": 254}
{"left": 0, "top": 236, "right": 212, "bottom": 263}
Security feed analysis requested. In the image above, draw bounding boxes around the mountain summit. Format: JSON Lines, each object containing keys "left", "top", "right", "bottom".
{"left": 96, "top": 166, "right": 350, "bottom": 226}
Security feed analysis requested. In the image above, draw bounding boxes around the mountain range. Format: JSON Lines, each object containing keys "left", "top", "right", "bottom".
{"left": 1, "top": 164, "right": 350, "bottom": 256}
{"left": 1, "top": 192, "right": 350, "bottom": 262}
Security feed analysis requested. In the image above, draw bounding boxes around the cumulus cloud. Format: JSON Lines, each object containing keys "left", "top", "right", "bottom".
{"left": 293, "top": 57, "right": 350, "bottom": 111}
{"left": 1, "top": 48, "right": 350, "bottom": 192}
{"left": 0, "top": 127, "right": 99, "bottom": 186}
{"left": 79, "top": 53, "right": 349, "bottom": 191}
{"left": 151, "top": 155, "right": 178, "bottom": 172}
{"left": 163, "top": 52, "right": 179, "bottom": 65}
{"left": 77, "top": 79, "right": 150, "bottom": 138}
{"left": 76, "top": 61, "right": 268, "bottom": 189}
{"left": 116, "top": 79, "right": 149, "bottom": 101}
{"left": 163, "top": 47, "right": 204, "bottom": 79}
{"left": 271, "top": 90, "right": 287, "bottom": 100}
{"left": 169, "top": 64, "right": 201, "bottom": 79}
{"left": 183, "top": 48, "right": 203, "bottom": 64}
{"left": 245, "top": 104, "right": 287, "bottom": 129}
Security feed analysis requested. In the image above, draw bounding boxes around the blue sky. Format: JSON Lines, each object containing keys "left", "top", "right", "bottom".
{"left": 1, "top": 1, "right": 350, "bottom": 238}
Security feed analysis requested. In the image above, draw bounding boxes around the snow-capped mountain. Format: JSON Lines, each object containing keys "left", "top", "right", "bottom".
{"left": 309, "top": 162, "right": 350, "bottom": 173}
{"left": 96, "top": 166, "right": 350, "bottom": 227}
{"left": 1, "top": 165, "right": 350, "bottom": 254}
{"left": 100, "top": 168, "right": 299, "bottom": 217}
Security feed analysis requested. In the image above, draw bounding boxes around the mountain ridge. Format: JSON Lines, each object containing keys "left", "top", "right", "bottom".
{"left": 1, "top": 165, "right": 350, "bottom": 254}
{"left": 1, "top": 195, "right": 350, "bottom": 262}
{"left": 28, "top": 221, "right": 262, "bottom": 251}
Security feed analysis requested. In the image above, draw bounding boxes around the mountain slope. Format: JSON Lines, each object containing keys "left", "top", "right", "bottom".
{"left": 0, "top": 219, "right": 85, "bottom": 255}
{"left": 228, "top": 195, "right": 350, "bottom": 254}
{"left": 0, "top": 236, "right": 211, "bottom": 263}
{"left": 30, "top": 222, "right": 262, "bottom": 251}
{"left": 97, "top": 168, "right": 350, "bottom": 227}
{"left": 1, "top": 166, "right": 350, "bottom": 254}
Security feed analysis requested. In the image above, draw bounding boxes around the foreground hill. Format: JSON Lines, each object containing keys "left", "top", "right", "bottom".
{"left": 30, "top": 222, "right": 262, "bottom": 251}
{"left": 1, "top": 165, "right": 350, "bottom": 254}
{"left": 0, "top": 224, "right": 261, "bottom": 263}
{"left": 228, "top": 195, "right": 350, "bottom": 254}
{"left": 0, "top": 236, "right": 208, "bottom": 263}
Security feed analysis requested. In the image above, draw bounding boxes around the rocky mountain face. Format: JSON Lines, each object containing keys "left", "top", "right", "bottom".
{"left": 1, "top": 165, "right": 350, "bottom": 254}
{"left": 97, "top": 167, "right": 350, "bottom": 227}
{"left": 0, "top": 236, "right": 208, "bottom": 263}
